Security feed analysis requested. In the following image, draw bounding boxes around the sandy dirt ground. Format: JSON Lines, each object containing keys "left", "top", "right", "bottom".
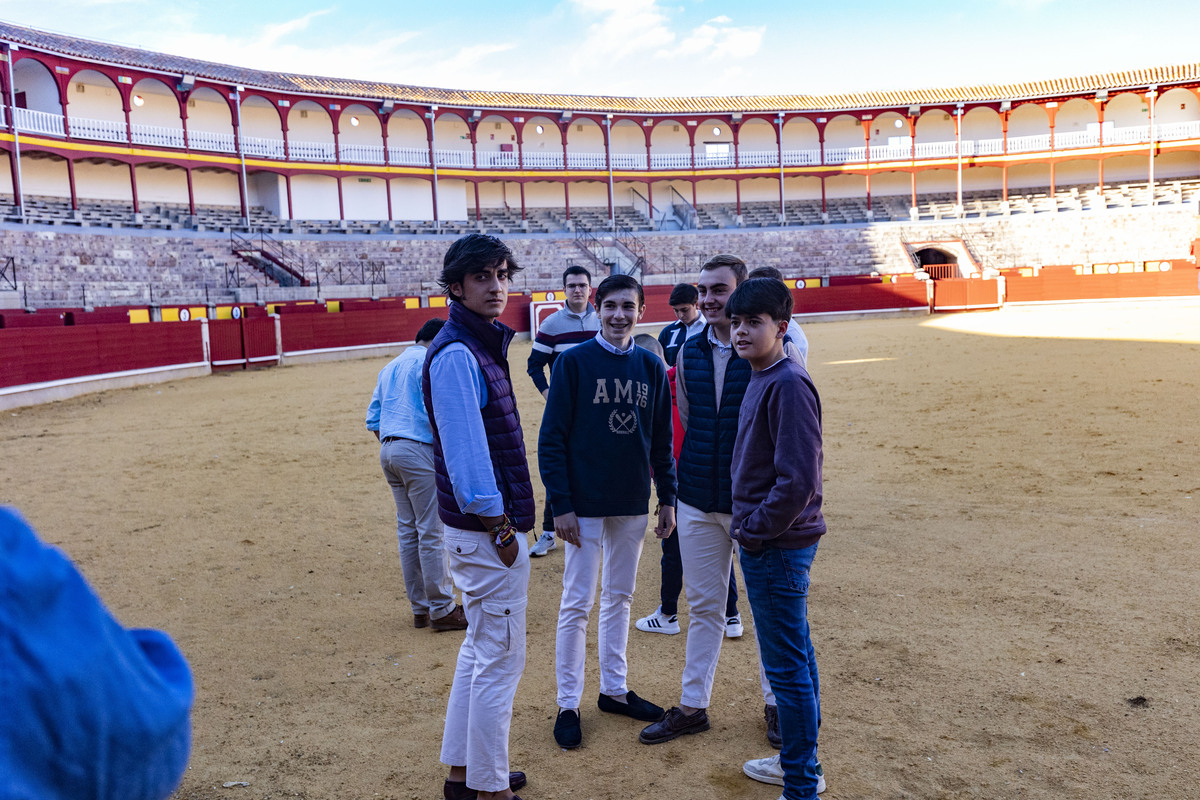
{"left": 3, "top": 300, "right": 1199, "bottom": 800}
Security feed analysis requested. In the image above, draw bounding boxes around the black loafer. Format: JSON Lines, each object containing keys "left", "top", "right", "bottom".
{"left": 598, "top": 690, "right": 665, "bottom": 722}
{"left": 443, "top": 771, "right": 527, "bottom": 800}
{"left": 554, "top": 708, "right": 582, "bottom": 749}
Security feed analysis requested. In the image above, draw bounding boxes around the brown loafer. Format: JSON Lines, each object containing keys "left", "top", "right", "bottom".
{"left": 443, "top": 771, "right": 526, "bottom": 800}
{"left": 431, "top": 605, "right": 469, "bottom": 632}
{"left": 414, "top": 613, "right": 430, "bottom": 629}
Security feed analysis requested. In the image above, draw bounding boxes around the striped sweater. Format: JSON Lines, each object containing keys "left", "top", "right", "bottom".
{"left": 526, "top": 303, "right": 599, "bottom": 393}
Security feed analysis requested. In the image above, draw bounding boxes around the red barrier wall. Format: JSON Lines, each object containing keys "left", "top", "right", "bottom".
{"left": 1005, "top": 269, "right": 1200, "bottom": 304}
{"left": 0, "top": 321, "right": 205, "bottom": 388}
{"left": 933, "top": 279, "right": 1001, "bottom": 310}
{"left": 209, "top": 317, "right": 280, "bottom": 369}
{"left": 792, "top": 282, "right": 928, "bottom": 314}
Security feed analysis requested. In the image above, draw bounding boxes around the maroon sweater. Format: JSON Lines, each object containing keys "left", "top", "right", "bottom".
{"left": 731, "top": 357, "right": 825, "bottom": 550}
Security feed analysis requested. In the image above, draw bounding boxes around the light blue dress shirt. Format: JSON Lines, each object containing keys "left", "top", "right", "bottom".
{"left": 366, "top": 344, "right": 433, "bottom": 443}
{"left": 428, "top": 342, "right": 505, "bottom": 519}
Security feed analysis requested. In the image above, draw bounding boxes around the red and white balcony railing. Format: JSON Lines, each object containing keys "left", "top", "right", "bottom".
{"left": 7, "top": 108, "right": 1200, "bottom": 169}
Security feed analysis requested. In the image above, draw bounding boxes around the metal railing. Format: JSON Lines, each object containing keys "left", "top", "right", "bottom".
{"left": 189, "top": 129, "right": 236, "bottom": 153}
{"left": 131, "top": 123, "right": 186, "bottom": 149}
{"left": 1, "top": 256, "right": 15, "bottom": 291}
{"left": 8, "top": 106, "right": 1200, "bottom": 172}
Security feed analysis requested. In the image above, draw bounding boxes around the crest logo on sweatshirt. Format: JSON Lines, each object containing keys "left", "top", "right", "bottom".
{"left": 608, "top": 410, "right": 637, "bottom": 434}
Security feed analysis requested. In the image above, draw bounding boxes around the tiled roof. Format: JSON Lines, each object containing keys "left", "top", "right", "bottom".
{"left": 3, "top": 21, "right": 1199, "bottom": 115}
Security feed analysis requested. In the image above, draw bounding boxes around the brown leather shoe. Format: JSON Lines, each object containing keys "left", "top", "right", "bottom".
{"left": 414, "top": 614, "right": 430, "bottom": 629}
{"left": 431, "top": 605, "right": 468, "bottom": 632}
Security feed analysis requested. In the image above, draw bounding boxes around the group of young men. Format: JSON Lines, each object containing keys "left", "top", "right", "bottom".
{"left": 367, "top": 234, "right": 826, "bottom": 800}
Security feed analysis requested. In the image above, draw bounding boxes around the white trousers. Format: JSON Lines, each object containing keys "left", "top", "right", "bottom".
{"left": 439, "top": 526, "right": 530, "bottom": 793}
{"left": 555, "top": 514, "right": 648, "bottom": 710}
{"left": 677, "top": 501, "right": 774, "bottom": 709}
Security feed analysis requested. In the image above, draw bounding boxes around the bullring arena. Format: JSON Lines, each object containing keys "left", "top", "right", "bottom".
{"left": 1, "top": 18, "right": 1200, "bottom": 800}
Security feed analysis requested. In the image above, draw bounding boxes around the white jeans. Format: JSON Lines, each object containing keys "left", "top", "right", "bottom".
{"left": 380, "top": 438, "right": 456, "bottom": 620}
{"left": 555, "top": 514, "right": 648, "bottom": 709}
{"left": 439, "top": 526, "right": 530, "bottom": 793}
{"left": 677, "top": 501, "right": 774, "bottom": 709}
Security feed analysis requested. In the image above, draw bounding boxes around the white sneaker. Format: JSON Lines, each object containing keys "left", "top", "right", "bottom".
{"left": 745, "top": 755, "right": 826, "bottom": 793}
{"left": 634, "top": 606, "right": 680, "bottom": 635}
{"left": 725, "top": 614, "right": 744, "bottom": 638}
{"left": 529, "top": 531, "right": 557, "bottom": 557}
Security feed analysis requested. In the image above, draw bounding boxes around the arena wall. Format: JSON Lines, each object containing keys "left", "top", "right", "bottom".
{"left": 2, "top": 206, "right": 1196, "bottom": 308}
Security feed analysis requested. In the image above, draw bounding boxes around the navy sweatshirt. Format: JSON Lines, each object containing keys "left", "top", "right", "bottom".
{"left": 538, "top": 337, "right": 677, "bottom": 518}
{"left": 731, "top": 357, "right": 825, "bottom": 551}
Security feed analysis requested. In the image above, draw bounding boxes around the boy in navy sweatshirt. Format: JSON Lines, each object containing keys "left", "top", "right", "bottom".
{"left": 538, "top": 274, "right": 677, "bottom": 749}
{"left": 728, "top": 278, "right": 827, "bottom": 800}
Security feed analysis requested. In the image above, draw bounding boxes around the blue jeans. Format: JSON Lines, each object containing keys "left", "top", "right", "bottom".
{"left": 739, "top": 543, "right": 821, "bottom": 800}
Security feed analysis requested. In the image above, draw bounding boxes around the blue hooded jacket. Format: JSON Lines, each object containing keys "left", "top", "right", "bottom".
{"left": 0, "top": 507, "right": 193, "bottom": 800}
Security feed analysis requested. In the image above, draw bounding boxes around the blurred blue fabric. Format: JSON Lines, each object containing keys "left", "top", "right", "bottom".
{"left": 0, "top": 506, "right": 193, "bottom": 800}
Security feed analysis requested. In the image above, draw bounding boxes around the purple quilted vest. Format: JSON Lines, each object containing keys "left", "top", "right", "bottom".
{"left": 422, "top": 301, "right": 535, "bottom": 532}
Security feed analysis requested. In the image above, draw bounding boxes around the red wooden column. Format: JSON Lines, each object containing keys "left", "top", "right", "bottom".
{"left": 121, "top": 92, "right": 133, "bottom": 146}
{"left": 732, "top": 118, "right": 741, "bottom": 170}
{"left": 474, "top": 182, "right": 481, "bottom": 222}
{"left": 1045, "top": 103, "right": 1058, "bottom": 195}
{"left": 1000, "top": 109, "right": 1010, "bottom": 201}
{"left": 281, "top": 114, "right": 291, "bottom": 161}
{"left": 336, "top": 175, "right": 345, "bottom": 221}
{"left": 603, "top": 116, "right": 613, "bottom": 225}
{"left": 519, "top": 181, "right": 526, "bottom": 221}
{"left": 65, "top": 158, "right": 78, "bottom": 211}
{"left": 380, "top": 110, "right": 391, "bottom": 166}
{"left": 820, "top": 176, "right": 827, "bottom": 215}
{"left": 862, "top": 118, "right": 872, "bottom": 212}
{"left": 180, "top": 97, "right": 190, "bottom": 151}
{"left": 425, "top": 108, "right": 438, "bottom": 224}
{"left": 330, "top": 107, "right": 342, "bottom": 164}
{"left": 128, "top": 162, "right": 140, "bottom": 214}
{"left": 564, "top": 179, "right": 570, "bottom": 221}
{"left": 1095, "top": 97, "right": 1106, "bottom": 193}
{"left": 385, "top": 177, "right": 393, "bottom": 222}
{"left": 284, "top": 173, "right": 294, "bottom": 220}
{"left": 184, "top": 167, "right": 195, "bottom": 216}
{"left": 908, "top": 113, "right": 918, "bottom": 212}
{"left": 647, "top": 181, "right": 653, "bottom": 222}
{"left": 558, "top": 122, "right": 568, "bottom": 172}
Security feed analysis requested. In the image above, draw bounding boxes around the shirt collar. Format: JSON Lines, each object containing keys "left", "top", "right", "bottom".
{"left": 706, "top": 325, "right": 733, "bottom": 352}
{"left": 594, "top": 330, "right": 635, "bottom": 356}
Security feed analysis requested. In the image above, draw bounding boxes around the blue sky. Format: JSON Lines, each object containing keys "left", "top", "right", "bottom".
{"left": 1, "top": 0, "right": 1198, "bottom": 97}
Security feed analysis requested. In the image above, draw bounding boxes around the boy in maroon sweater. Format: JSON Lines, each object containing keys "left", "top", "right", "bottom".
{"left": 728, "top": 278, "right": 827, "bottom": 800}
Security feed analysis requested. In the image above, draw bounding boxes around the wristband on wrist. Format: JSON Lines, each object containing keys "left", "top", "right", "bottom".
{"left": 489, "top": 516, "right": 518, "bottom": 548}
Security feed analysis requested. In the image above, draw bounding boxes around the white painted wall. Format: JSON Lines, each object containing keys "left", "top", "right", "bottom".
{"left": 13, "top": 59, "right": 61, "bottom": 113}
{"left": 250, "top": 172, "right": 286, "bottom": 217}
{"left": 387, "top": 112, "right": 427, "bottom": 149}
{"left": 18, "top": 156, "right": 69, "bottom": 197}
{"left": 650, "top": 122, "right": 692, "bottom": 155}
{"left": 342, "top": 177, "right": 389, "bottom": 220}
{"left": 339, "top": 104, "right": 383, "bottom": 147}
{"left": 782, "top": 120, "right": 820, "bottom": 150}
{"left": 566, "top": 121, "right": 605, "bottom": 152}
{"left": 823, "top": 115, "right": 862, "bottom": 148}
{"left": 66, "top": 70, "right": 124, "bottom": 123}
{"left": 129, "top": 79, "right": 182, "bottom": 129}
{"left": 291, "top": 174, "right": 341, "bottom": 219}
{"left": 390, "top": 177, "right": 433, "bottom": 220}
{"left": 239, "top": 96, "right": 283, "bottom": 139}
{"left": 610, "top": 121, "right": 645, "bottom": 155}
{"left": 193, "top": 170, "right": 240, "bottom": 207}
{"left": 437, "top": 179, "right": 469, "bottom": 220}
{"left": 739, "top": 120, "right": 777, "bottom": 151}
{"left": 186, "top": 88, "right": 234, "bottom": 137}
{"left": 288, "top": 101, "right": 333, "bottom": 143}
{"left": 476, "top": 116, "right": 517, "bottom": 156}
{"left": 134, "top": 165, "right": 188, "bottom": 203}
{"left": 75, "top": 161, "right": 133, "bottom": 202}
